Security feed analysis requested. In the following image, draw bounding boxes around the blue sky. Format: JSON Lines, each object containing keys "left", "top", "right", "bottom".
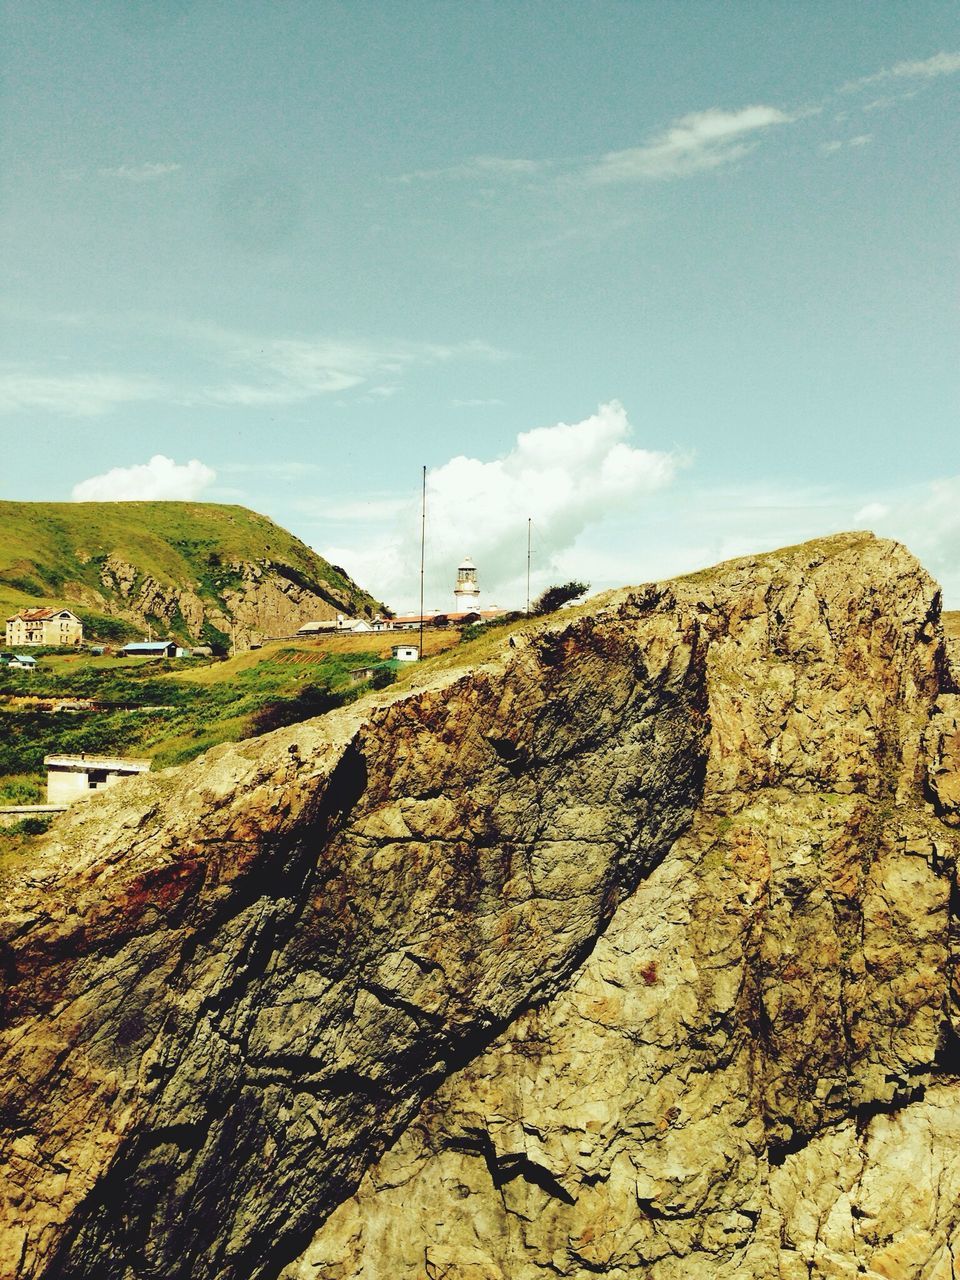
{"left": 1, "top": 2, "right": 958, "bottom": 609}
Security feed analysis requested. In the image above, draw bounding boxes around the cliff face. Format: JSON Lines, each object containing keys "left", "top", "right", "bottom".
{"left": 2, "top": 533, "right": 958, "bottom": 1280}
{"left": 94, "top": 552, "right": 367, "bottom": 647}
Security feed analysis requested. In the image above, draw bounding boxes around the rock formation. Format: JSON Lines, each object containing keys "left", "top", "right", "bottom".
{"left": 94, "top": 553, "right": 368, "bottom": 649}
{"left": 1, "top": 532, "right": 958, "bottom": 1280}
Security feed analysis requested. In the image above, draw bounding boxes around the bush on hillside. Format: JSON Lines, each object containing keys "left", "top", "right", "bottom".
{"left": 531, "top": 581, "right": 589, "bottom": 616}
{"left": 248, "top": 683, "right": 347, "bottom": 736}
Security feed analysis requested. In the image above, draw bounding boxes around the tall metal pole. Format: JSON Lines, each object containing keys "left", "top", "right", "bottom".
{"left": 526, "top": 517, "right": 532, "bottom": 615}
{"left": 419, "top": 465, "right": 426, "bottom": 660}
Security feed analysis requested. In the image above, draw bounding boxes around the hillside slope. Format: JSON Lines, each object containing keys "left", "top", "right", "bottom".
{"left": 1, "top": 533, "right": 959, "bottom": 1280}
{"left": 0, "top": 501, "right": 382, "bottom": 648}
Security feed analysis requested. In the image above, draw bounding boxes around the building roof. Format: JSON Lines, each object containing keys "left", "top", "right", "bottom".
{"left": 121, "top": 641, "right": 176, "bottom": 653}
{"left": 6, "top": 607, "right": 81, "bottom": 622}
{"left": 44, "top": 754, "right": 151, "bottom": 773}
{"left": 7, "top": 608, "right": 56, "bottom": 622}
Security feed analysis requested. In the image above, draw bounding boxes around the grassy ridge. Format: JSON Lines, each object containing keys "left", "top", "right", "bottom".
{"left": 0, "top": 500, "right": 381, "bottom": 633}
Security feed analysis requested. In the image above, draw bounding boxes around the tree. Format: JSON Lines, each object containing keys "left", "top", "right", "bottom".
{"left": 531, "top": 580, "right": 589, "bottom": 616}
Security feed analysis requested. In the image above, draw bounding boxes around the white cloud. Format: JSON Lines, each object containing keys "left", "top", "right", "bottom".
{"left": 0, "top": 370, "right": 163, "bottom": 416}
{"left": 72, "top": 455, "right": 216, "bottom": 502}
{"left": 399, "top": 155, "right": 548, "bottom": 183}
{"left": 219, "top": 461, "right": 323, "bottom": 479}
{"left": 99, "top": 162, "right": 181, "bottom": 181}
{"left": 0, "top": 329, "right": 503, "bottom": 418}
{"left": 199, "top": 335, "right": 505, "bottom": 408}
{"left": 851, "top": 477, "right": 960, "bottom": 603}
{"left": 583, "top": 106, "right": 795, "bottom": 184}
{"left": 315, "top": 467, "right": 960, "bottom": 616}
{"left": 315, "top": 496, "right": 411, "bottom": 522}
{"left": 819, "top": 134, "right": 872, "bottom": 155}
{"left": 843, "top": 50, "right": 960, "bottom": 93}
{"left": 318, "top": 401, "right": 682, "bottom": 610}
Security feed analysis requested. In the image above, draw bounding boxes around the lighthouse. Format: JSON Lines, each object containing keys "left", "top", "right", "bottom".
{"left": 454, "top": 557, "right": 480, "bottom": 612}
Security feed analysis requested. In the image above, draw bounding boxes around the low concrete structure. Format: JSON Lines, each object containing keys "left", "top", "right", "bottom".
{"left": 44, "top": 754, "right": 152, "bottom": 805}
{"left": 0, "top": 804, "right": 67, "bottom": 829}
{"left": 391, "top": 644, "right": 419, "bottom": 662}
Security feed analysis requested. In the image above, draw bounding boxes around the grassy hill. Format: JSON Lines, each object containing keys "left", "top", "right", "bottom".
{"left": 0, "top": 501, "right": 382, "bottom": 645}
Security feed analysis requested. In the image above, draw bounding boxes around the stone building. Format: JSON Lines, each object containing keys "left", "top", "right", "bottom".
{"left": 5, "top": 607, "right": 83, "bottom": 648}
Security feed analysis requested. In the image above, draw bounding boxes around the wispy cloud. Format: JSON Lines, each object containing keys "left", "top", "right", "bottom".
{"left": 98, "top": 162, "right": 181, "bottom": 181}
{"left": 218, "top": 461, "right": 323, "bottom": 480}
{"left": 852, "top": 475, "right": 960, "bottom": 602}
{"left": 583, "top": 105, "right": 797, "bottom": 184}
{"left": 819, "top": 134, "right": 872, "bottom": 155}
{"left": 398, "top": 155, "right": 549, "bottom": 183}
{"left": 842, "top": 49, "right": 960, "bottom": 93}
{"left": 298, "top": 495, "right": 411, "bottom": 522}
{"left": 72, "top": 454, "right": 216, "bottom": 501}
{"left": 0, "top": 325, "right": 504, "bottom": 417}
{"left": 197, "top": 335, "right": 505, "bottom": 408}
{"left": 397, "top": 50, "right": 958, "bottom": 198}
{"left": 0, "top": 369, "right": 164, "bottom": 416}
{"left": 400, "top": 106, "right": 798, "bottom": 190}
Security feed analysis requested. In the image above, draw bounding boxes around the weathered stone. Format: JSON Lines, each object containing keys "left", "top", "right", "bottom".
{"left": 94, "top": 552, "right": 361, "bottom": 648}
{"left": 1, "top": 533, "right": 958, "bottom": 1280}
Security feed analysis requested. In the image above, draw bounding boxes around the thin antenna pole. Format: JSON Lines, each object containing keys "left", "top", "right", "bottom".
{"left": 419, "top": 465, "right": 426, "bottom": 660}
{"left": 526, "top": 517, "right": 532, "bottom": 615}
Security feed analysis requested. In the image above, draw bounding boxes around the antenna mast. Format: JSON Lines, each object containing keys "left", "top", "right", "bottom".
{"left": 419, "top": 465, "right": 426, "bottom": 660}
{"left": 526, "top": 517, "right": 532, "bottom": 615}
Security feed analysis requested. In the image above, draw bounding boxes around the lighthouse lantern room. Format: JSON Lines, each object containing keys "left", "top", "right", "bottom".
{"left": 454, "top": 557, "right": 480, "bottom": 612}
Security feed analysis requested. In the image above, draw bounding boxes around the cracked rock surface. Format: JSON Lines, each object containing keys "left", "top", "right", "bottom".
{"left": 2, "top": 533, "right": 959, "bottom": 1280}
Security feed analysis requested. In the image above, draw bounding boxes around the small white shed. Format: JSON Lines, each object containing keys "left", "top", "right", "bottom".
{"left": 391, "top": 644, "right": 419, "bottom": 663}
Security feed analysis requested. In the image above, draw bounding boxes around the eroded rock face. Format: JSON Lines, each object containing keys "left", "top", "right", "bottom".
{"left": 96, "top": 554, "right": 362, "bottom": 647}
{"left": 2, "top": 533, "right": 958, "bottom": 1280}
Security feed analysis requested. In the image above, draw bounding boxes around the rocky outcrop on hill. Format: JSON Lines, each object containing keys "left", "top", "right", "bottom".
{"left": 0, "top": 501, "right": 382, "bottom": 650}
{"left": 93, "top": 553, "right": 366, "bottom": 648}
{"left": 1, "top": 533, "right": 958, "bottom": 1280}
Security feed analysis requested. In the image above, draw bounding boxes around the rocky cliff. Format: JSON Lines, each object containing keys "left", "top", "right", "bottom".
{"left": 2, "top": 532, "right": 959, "bottom": 1280}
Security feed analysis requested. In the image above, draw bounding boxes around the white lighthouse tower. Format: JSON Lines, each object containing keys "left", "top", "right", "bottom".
{"left": 454, "top": 556, "right": 480, "bottom": 613}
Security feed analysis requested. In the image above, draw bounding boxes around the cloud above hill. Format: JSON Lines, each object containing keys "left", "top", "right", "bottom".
{"left": 320, "top": 401, "right": 683, "bottom": 609}
{"left": 72, "top": 454, "right": 216, "bottom": 501}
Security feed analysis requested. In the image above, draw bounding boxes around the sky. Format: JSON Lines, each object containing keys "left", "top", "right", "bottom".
{"left": 1, "top": 1, "right": 958, "bottom": 610}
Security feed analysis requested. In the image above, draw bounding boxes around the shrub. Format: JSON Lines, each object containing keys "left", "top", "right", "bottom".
{"left": 248, "top": 683, "right": 346, "bottom": 735}
{"left": 531, "top": 581, "right": 590, "bottom": 616}
{"left": 11, "top": 816, "right": 52, "bottom": 837}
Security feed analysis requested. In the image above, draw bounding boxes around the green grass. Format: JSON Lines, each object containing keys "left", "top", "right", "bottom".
{"left": 0, "top": 773, "right": 44, "bottom": 804}
{"left": 0, "top": 641, "right": 397, "bottom": 778}
{"left": 0, "top": 500, "right": 383, "bottom": 643}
